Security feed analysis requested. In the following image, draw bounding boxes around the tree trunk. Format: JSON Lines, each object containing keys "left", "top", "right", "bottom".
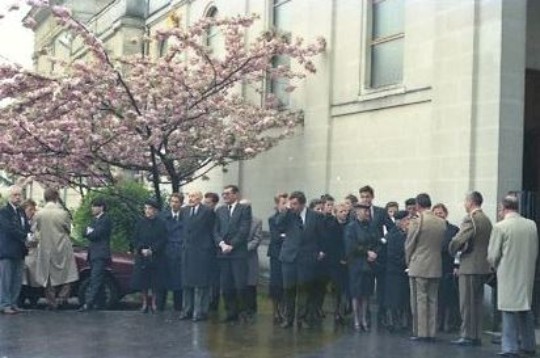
{"left": 149, "top": 147, "right": 162, "bottom": 207}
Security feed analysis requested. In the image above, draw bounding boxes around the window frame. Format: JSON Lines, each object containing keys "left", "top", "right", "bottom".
{"left": 268, "top": 0, "right": 293, "bottom": 109}
{"left": 361, "top": 0, "right": 405, "bottom": 93}
{"left": 205, "top": 6, "right": 219, "bottom": 48}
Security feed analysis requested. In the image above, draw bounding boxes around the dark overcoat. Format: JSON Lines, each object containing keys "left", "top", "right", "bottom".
{"left": 384, "top": 225, "right": 409, "bottom": 308}
{"left": 181, "top": 204, "right": 216, "bottom": 287}
{"left": 159, "top": 210, "right": 183, "bottom": 291}
{"left": 344, "top": 219, "right": 379, "bottom": 297}
{"left": 130, "top": 216, "right": 167, "bottom": 291}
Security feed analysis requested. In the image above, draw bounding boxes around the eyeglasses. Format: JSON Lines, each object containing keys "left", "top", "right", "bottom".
{"left": 222, "top": 192, "right": 233, "bottom": 197}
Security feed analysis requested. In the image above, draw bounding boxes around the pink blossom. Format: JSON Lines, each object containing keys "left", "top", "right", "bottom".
{"left": 0, "top": 7, "right": 323, "bottom": 200}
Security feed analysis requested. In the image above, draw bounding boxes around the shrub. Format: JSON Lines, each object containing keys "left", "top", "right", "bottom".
{"left": 73, "top": 181, "right": 152, "bottom": 252}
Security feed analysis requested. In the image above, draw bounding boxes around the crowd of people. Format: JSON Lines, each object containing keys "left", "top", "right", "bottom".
{"left": 0, "top": 184, "right": 538, "bottom": 357}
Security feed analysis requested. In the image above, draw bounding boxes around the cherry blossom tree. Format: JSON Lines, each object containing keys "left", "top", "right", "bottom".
{"left": 0, "top": 1, "right": 325, "bottom": 205}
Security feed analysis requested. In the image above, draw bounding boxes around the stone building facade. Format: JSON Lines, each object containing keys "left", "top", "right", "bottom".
{"left": 28, "top": 0, "right": 540, "bottom": 223}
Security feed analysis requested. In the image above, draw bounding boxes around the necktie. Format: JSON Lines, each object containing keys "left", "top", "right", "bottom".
{"left": 228, "top": 205, "right": 233, "bottom": 217}
{"left": 17, "top": 209, "right": 24, "bottom": 227}
{"left": 190, "top": 207, "right": 195, "bottom": 217}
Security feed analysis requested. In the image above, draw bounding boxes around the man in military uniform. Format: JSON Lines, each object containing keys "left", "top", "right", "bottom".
{"left": 449, "top": 191, "right": 492, "bottom": 346}
{"left": 405, "top": 193, "right": 446, "bottom": 342}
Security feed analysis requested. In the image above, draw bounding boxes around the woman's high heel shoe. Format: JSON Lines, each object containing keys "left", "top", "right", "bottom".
{"left": 140, "top": 305, "right": 149, "bottom": 314}
{"left": 361, "top": 323, "right": 370, "bottom": 332}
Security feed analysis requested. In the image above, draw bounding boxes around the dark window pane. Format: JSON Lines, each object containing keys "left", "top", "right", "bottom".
{"left": 373, "top": 0, "right": 404, "bottom": 40}
{"left": 273, "top": 0, "right": 292, "bottom": 31}
{"left": 370, "top": 39, "right": 403, "bottom": 88}
{"left": 148, "top": 0, "right": 171, "bottom": 14}
{"left": 269, "top": 55, "right": 291, "bottom": 107}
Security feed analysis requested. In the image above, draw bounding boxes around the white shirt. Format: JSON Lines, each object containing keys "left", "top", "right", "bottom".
{"left": 300, "top": 207, "right": 307, "bottom": 225}
{"left": 228, "top": 201, "right": 238, "bottom": 216}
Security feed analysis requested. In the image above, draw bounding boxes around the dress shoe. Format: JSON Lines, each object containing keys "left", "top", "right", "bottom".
{"left": 77, "top": 304, "right": 93, "bottom": 312}
{"left": 273, "top": 315, "right": 284, "bottom": 325}
{"left": 520, "top": 349, "right": 537, "bottom": 356}
{"left": 2, "top": 308, "right": 18, "bottom": 315}
{"left": 179, "top": 313, "right": 193, "bottom": 320}
{"left": 497, "top": 352, "right": 519, "bottom": 357}
{"left": 409, "top": 336, "right": 429, "bottom": 342}
{"left": 192, "top": 314, "right": 207, "bottom": 322}
{"left": 12, "top": 307, "right": 26, "bottom": 313}
{"left": 297, "top": 320, "right": 313, "bottom": 329}
{"left": 280, "top": 321, "right": 293, "bottom": 329}
{"left": 221, "top": 315, "right": 239, "bottom": 324}
{"left": 451, "top": 338, "right": 476, "bottom": 346}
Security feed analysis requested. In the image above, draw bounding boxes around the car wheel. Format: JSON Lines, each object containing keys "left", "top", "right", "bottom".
{"left": 78, "top": 276, "right": 120, "bottom": 309}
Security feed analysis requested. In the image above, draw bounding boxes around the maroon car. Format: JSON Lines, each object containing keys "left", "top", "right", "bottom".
{"left": 20, "top": 246, "right": 134, "bottom": 309}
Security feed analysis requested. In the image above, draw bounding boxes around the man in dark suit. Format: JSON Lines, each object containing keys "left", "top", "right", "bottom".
{"left": 203, "top": 192, "right": 221, "bottom": 312}
{"left": 276, "top": 191, "right": 325, "bottom": 329}
{"left": 79, "top": 198, "right": 112, "bottom": 311}
{"left": 359, "top": 185, "right": 395, "bottom": 327}
{"left": 214, "top": 185, "right": 252, "bottom": 322}
{"left": 156, "top": 193, "right": 184, "bottom": 311}
{"left": 180, "top": 191, "right": 216, "bottom": 322}
{"left": 0, "top": 186, "right": 30, "bottom": 315}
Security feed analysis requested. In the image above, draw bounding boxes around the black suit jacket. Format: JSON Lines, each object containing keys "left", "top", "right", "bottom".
{"left": 84, "top": 213, "right": 112, "bottom": 261}
{"left": 182, "top": 204, "right": 215, "bottom": 251}
{"left": 0, "top": 203, "right": 30, "bottom": 260}
{"left": 267, "top": 211, "right": 284, "bottom": 258}
{"left": 371, "top": 205, "right": 395, "bottom": 238}
{"left": 214, "top": 203, "right": 252, "bottom": 259}
{"left": 276, "top": 208, "right": 324, "bottom": 264}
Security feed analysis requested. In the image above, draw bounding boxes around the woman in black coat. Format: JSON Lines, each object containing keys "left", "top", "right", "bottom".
{"left": 384, "top": 211, "right": 411, "bottom": 331}
{"left": 131, "top": 200, "right": 167, "bottom": 313}
{"left": 345, "top": 204, "right": 379, "bottom": 331}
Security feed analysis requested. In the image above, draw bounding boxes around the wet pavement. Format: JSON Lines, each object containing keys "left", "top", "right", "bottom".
{"left": 0, "top": 307, "right": 511, "bottom": 358}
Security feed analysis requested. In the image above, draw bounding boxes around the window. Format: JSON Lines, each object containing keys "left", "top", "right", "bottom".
{"left": 369, "top": 0, "right": 404, "bottom": 88}
{"left": 205, "top": 6, "right": 219, "bottom": 51}
{"left": 158, "top": 39, "right": 168, "bottom": 57}
{"left": 269, "top": 0, "right": 292, "bottom": 108}
{"left": 273, "top": 0, "right": 292, "bottom": 31}
{"left": 148, "top": 0, "right": 171, "bottom": 15}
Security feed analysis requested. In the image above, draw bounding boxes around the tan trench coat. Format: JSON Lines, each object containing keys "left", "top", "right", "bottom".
{"left": 487, "top": 212, "right": 538, "bottom": 311}
{"left": 34, "top": 202, "right": 79, "bottom": 287}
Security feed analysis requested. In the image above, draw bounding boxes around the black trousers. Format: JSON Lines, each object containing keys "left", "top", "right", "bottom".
{"left": 155, "top": 289, "right": 183, "bottom": 311}
{"left": 282, "top": 262, "right": 314, "bottom": 324}
{"left": 85, "top": 259, "right": 107, "bottom": 308}
{"left": 220, "top": 258, "right": 248, "bottom": 319}
{"left": 246, "top": 285, "right": 257, "bottom": 313}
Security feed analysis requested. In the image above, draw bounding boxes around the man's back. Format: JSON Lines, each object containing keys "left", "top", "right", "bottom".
{"left": 406, "top": 211, "right": 446, "bottom": 278}
{"left": 488, "top": 213, "right": 538, "bottom": 311}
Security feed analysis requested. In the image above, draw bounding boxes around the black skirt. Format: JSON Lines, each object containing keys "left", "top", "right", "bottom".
{"left": 349, "top": 271, "right": 374, "bottom": 298}
{"left": 131, "top": 255, "right": 165, "bottom": 292}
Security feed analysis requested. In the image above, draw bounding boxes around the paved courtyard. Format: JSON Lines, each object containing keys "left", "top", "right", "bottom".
{"left": 0, "top": 309, "right": 511, "bottom": 358}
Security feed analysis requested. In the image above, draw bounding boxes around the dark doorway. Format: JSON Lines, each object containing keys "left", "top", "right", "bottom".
{"left": 523, "top": 69, "right": 540, "bottom": 196}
